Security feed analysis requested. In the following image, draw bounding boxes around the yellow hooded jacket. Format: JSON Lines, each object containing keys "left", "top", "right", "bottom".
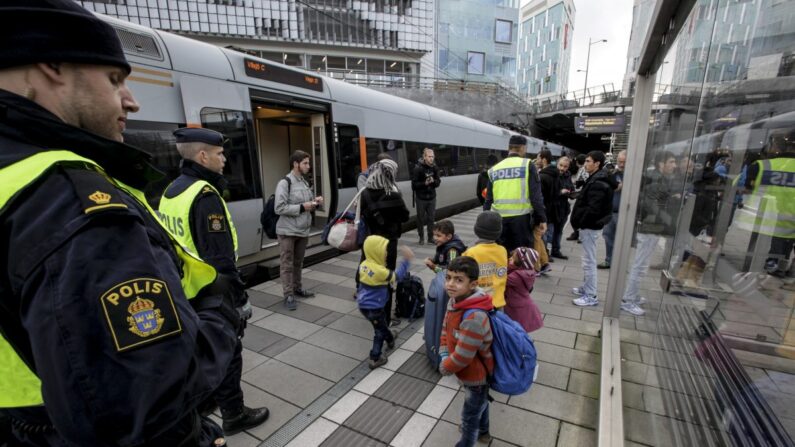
{"left": 357, "top": 235, "right": 411, "bottom": 309}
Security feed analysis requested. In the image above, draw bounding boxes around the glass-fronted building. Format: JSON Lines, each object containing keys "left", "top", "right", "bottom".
{"left": 516, "top": 0, "right": 575, "bottom": 99}
{"left": 76, "top": 0, "right": 431, "bottom": 79}
{"left": 434, "top": 0, "right": 519, "bottom": 87}
{"left": 622, "top": 0, "right": 655, "bottom": 96}
{"left": 607, "top": 0, "right": 795, "bottom": 444}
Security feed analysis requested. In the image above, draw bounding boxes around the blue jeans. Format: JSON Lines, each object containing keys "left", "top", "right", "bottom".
{"left": 360, "top": 307, "right": 394, "bottom": 360}
{"left": 602, "top": 212, "right": 618, "bottom": 263}
{"left": 456, "top": 385, "right": 490, "bottom": 447}
{"left": 624, "top": 233, "right": 659, "bottom": 304}
{"left": 580, "top": 229, "right": 600, "bottom": 297}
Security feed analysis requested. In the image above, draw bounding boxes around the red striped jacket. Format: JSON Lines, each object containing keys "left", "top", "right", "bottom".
{"left": 439, "top": 291, "right": 494, "bottom": 386}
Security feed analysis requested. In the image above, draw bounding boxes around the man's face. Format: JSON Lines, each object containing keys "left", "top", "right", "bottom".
{"left": 201, "top": 145, "right": 226, "bottom": 174}
{"left": 584, "top": 157, "right": 600, "bottom": 174}
{"left": 617, "top": 152, "right": 626, "bottom": 171}
{"left": 297, "top": 157, "right": 311, "bottom": 175}
{"left": 64, "top": 64, "right": 140, "bottom": 142}
{"left": 557, "top": 159, "right": 570, "bottom": 174}
{"left": 445, "top": 270, "right": 477, "bottom": 301}
{"left": 433, "top": 230, "right": 452, "bottom": 247}
{"left": 660, "top": 157, "right": 677, "bottom": 175}
{"left": 535, "top": 157, "right": 544, "bottom": 169}
{"left": 423, "top": 149, "right": 435, "bottom": 165}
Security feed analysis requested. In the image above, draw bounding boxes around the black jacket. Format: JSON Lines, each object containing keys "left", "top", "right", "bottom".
{"left": 570, "top": 168, "right": 614, "bottom": 230}
{"left": 539, "top": 164, "right": 563, "bottom": 224}
{"left": 411, "top": 160, "right": 441, "bottom": 201}
{"left": 476, "top": 170, "right": 489, "bottom": 205}
{"left": 558, "top": 171, "right": 575, "bottom": 219}
{"left": 0, "top": 89, "right": 236, "bottom": 445}
{"left": 361, "top": 188, "right": 410, "bottom": 240}
{"left": 639, "top": 170, "right": 680, "bottom": 236}
{"left": 432, "top": 235, "right": 467, "bottom": 268}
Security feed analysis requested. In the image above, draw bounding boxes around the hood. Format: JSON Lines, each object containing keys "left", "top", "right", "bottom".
{"left": 541, "top": 165, "right": 559, "bottom": 177}
{"left": 452, "top": 289, "right": 494, "bottom": 311}
{"left": 509, "top": 263, "right": 537, "bottom": 288}
{"left": 360, "top": 235, "right": 392, "bottom": 287}
{"left": 440, "top": 235, "right": 467, "bottom": 251}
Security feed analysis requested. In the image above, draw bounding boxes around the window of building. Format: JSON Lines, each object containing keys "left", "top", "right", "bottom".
{"left": 544, "top": 10, "right": 548, "bottom": 27}
{"left": 309, "top": 55, "right": 326, "bottom": 71}
{"left": 367, "top": 58, "right": 385, "bottom": 74}
{"left": 467, "top": 51, "right": 485, "bottom": 75}
{"left": 283, "top": 53, "right": 303, "bottom": 67}
{"left": 327, "top": 56, "right": 346, "bottom": 70}
{"left": 495, "top": 19, "right": 512, "bottom": 43}
{"left": 386, "top": 60, "right": 402, "bottom": 73}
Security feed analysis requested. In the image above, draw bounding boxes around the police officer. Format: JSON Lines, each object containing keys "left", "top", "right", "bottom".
{"left": 158, "top": 127, "right": 270, "bottom": 434}
{"left": 0, "top": 1, "right": 240, "bottom": 445}
{"left": 484, "top": 135, "right": 547, "bottom": 253}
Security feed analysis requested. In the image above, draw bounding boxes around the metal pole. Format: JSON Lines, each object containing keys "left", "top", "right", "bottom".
{"left": 584, "top": 37, "right": 592, "bottom": 94}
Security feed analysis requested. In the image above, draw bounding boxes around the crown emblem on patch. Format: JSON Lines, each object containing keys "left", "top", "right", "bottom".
{"left": 128, "top": 297, "right": 155, "bottom": 314}
{"left": 88, "top": 191, "right": 112, "bottom": 204}
{"left": 127, "top": 297, "right": 164, "bottom": 338}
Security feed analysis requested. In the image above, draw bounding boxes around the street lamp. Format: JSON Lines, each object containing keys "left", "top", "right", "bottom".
{"left": 582, "top": 38, "right": 607, "bottom": 94}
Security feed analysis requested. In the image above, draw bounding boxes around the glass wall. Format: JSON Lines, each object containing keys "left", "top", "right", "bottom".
{"left": 620, "top": 0, "right": 795, "bottom": 445}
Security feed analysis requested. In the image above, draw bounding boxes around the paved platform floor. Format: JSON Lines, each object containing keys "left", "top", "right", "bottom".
{"left": 219, "top": 207, "right": 618, "bottom": 447}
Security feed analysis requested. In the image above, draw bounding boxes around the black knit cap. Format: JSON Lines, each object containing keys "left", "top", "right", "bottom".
{"left": 474, "top": 211, "right": 503, "bottom": 241}
{"left": 0, "top": 0, "right": 130, "bottom": 73}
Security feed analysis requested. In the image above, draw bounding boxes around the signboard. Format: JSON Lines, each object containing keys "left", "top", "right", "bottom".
{"left": 574, "top": 115, "right": 627, "bottom": 134}
{"left": 244, "top": 58, "right": 323, "bottom": 92}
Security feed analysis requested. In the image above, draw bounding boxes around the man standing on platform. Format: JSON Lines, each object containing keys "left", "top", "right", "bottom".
{"left": 158, "top": 127, "right": 270, "bottom": 435}
{"left": 600, "top": 150, "right": 626, "bottom": 269}
{"left": 412, "top": 147, "right": 441, "bottom": 245}
{"left": 484, "top": 135, "right": 547, "bottom": 254}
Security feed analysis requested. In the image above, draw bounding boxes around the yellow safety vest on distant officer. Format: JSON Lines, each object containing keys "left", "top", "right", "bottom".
{"left": 0, "top": 150, "right": 217, "bottom": 408}
{"left": 157, "top": 180, "right": 238, "bottom": 259}
{"left": 736, "top": 158, "right": 795, "bottom": 238}
{"left": 488, "top": 156, "right": 534, "bottom": 217}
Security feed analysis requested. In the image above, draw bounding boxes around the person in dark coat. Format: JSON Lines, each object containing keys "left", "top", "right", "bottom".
{"left": 570, "top": 151, "right": 614, "bottom": 307}
{"left": 476, "top": 154, "right": 499, "bottom": 206}
{"left": 553, "top": 156, "right": 575, "bottom": 259}
{"left": 411, "top": 148, "right": 441, "bottom": 244}
{"left": 537, "top": 149, "right": 566, "bottom": 259}
{"left": 359, "top": 158, "right": 410, "bottom": 325}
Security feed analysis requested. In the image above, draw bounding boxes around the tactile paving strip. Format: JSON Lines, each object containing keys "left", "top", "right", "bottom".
{"left": 342, "top": 396, "right": 414, "bottom": 443}
{"left": 373, "top": 373, "right": 436, "bottom": 410}
{"left": 397, "top": 352, "right": 442, "bottom": 383}
{"left": 320, "top": 426, "right": 386, "bottom": 447}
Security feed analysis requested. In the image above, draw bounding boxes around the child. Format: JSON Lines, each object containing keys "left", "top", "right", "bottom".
{"left": 424, "top": 219, "right": 467, "bottom": 273}
{"left": 357, "top": 235, "right": 414, "bottom": 369}
{"left": 462, "top": 211, "right": 508, "bottom": 310}
{"left": 438, "top": 256, "right": 494, "bottom": 447}
{"left": 505, "top": 247, "right": 544, "bottom": 333}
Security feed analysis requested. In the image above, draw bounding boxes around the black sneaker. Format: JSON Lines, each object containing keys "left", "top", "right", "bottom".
{"left": 294, "top": 288, "right": 315, "bottom": 298}
{"left": 389, "top": 318, "right": 402, "bottom": 327}
{"left": 597, "top": 261, "right": 611, "bottom": 269}
{"left": 566, "top": 232, "right": 579, "bottom": 241}
{"left": 418, "top": 237, "right": 425, "bottom": 245}
{"left": 222, "top": 406, "right": 269, "bottom": 436}
{"left": 551, "top": 252, "right": 569, "bottom": 260}
{"left": 284, "top": 295, "right": 297, "bottom": 311}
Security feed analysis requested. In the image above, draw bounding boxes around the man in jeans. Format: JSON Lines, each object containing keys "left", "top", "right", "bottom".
{"left": 569, "top": 151, "right": 614, "bottom": 307}
{"left": 600, "top": 150, "right": 626, "bottom": 269}
{"left": 412, "top": 148, "right": 441, "bottom": 244}
{"left": 275, "top": 150, "right": 324, "bottom": 310}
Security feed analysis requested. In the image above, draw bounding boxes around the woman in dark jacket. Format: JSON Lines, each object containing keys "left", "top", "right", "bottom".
{"left": 358, "top": 158, "right": 410, "bottom": 324}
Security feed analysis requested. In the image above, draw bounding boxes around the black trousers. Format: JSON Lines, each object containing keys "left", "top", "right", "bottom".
{"left": 416, "top": 198, "right": 436, "bottom": 240}
{"left": 498, "top": 214, "right": 533, "bottom": 254}
{"left": 214, "top": 337, "right": 244, "bottom": 415}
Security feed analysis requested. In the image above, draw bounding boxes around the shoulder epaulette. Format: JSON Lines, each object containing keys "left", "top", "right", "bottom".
{"left": 63, "top": 168, "right": 128, "bottom": 214}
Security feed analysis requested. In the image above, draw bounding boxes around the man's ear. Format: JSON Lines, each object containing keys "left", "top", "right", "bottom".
{"left": 37, "top": 63, "right": 66, "bottom": 85}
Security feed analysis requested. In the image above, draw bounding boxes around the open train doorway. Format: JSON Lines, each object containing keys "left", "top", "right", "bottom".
{"left": 252, "top": 99, "right": 332, "bottom": 247}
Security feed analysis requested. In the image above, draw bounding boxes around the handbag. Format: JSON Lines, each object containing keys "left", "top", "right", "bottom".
{"left": 326, "top": 189, "right": 365, "bottom": 252}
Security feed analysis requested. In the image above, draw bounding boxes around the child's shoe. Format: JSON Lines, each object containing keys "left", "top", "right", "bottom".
{"left": 368, "top": 356, "right": 388, "bottom": 369}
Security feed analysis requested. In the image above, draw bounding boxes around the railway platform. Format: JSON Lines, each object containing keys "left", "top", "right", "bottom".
{"left": 219, "top": 207, "right": 646, "bottom": 447}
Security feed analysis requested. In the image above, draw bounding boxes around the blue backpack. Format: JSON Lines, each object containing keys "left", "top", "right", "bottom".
{"left": 463, "top": 309, "right": 538, "bottom": 395}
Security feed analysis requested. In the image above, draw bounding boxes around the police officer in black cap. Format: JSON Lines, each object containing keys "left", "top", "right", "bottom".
{"left": 0, "top": 1, "right": 240, "bottom": 445}
{"left": 158, "top": 127, "right": 270, "bottom": 435}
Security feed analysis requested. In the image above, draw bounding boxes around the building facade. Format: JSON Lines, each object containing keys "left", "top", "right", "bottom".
{"left": 622, "top": 0, "right": 655, "bottom": 96}
{"left": 516, "top": 0, "right": 575, "bottom": 100}
{"left": 77, "top": 0, "right": 434, "bottom": 79}
{"left": 434, "top": 0, "right": 520, "bottom": 87}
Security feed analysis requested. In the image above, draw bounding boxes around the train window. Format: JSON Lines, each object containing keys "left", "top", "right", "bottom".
{"left": 336, "top": 124, "right": 360, "bottom": 188}
{"left": 200, "top": 107, "right": 261, "bottom": 202}
{"left": 123, "top": 120, "right": 182, "bottom": 207}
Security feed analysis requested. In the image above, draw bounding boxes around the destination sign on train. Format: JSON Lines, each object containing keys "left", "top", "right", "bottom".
{"left": 573, "top": 115, "right": 627, "bottom": 134}
{"left": 244, "top": 58, "right": 323, "bottom": 92}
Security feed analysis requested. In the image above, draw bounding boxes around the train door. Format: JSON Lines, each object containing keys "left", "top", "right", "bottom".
{"left": 252, "top": 97, "right": 331, "bottom": 247}
{"left": 179, "top": 75, "right": 263, "bottom": 258}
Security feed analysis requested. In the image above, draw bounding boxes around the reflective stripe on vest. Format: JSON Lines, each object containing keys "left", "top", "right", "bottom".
{"left": 0, "top": 150, "right": 216, "bottom": 408}
{"left": 157, "top": 180, "right": 238, "bottom": 259}
{"left": 736, "top": 158, "right": 795, "bottom": 238}
{"left": 488, "top": 157, "right": 533, "bottom": 217}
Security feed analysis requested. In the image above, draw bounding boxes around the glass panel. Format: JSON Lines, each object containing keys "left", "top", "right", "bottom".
{"left": 620, "top": 1, "right": 795, "bottom": 446}
{"left": 327, "top": 56, "right": 346, "bottom": 70}
{"left": 386, "top": 60, "right": 402, "bottom": 73}
{"left": 309, "top": 54, "right": 326, "bottom": 70}
{"left": 495, "top": 19, "right": 512, "bottom": 43}
{"left": 366, "top": 58, "right": 385, "bottom": 74}
{"left": 123, "top": 120, "right": 182, "bottom": 207}
{"left": 467, "top": 51, "right": 485, "bottom": 75}
{"left": 282, "top": 52, "right": 304, "bottom": 67}
{"left": 200, "top": 108, "right": 259, "bottom": 202}
{"left": 336, "top": 124, "right": 361, "bottom": 188}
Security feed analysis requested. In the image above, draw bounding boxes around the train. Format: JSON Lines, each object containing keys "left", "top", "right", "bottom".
{"left": 100, "top": 13, "right": 564, "bottom": 279}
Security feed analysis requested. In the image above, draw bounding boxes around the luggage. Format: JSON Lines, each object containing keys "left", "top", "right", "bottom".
{"left": 395, "top": 275, "right": 425, "bottom": 320}
{"left": 463, "top": 309, "right": 538, "bottom": 395}
{"left": 424, "top": 270, "right": 448, "bottom": 368}
{"left": 324, "top": 189, "right": 366, "bottom": 252}
{"left": 261, "top": 176, "right": 290, "bottom": 239}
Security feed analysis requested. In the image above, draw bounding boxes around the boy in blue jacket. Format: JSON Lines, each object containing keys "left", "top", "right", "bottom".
{"left": 358, "top": 235, "right": 415, "bottom": 368}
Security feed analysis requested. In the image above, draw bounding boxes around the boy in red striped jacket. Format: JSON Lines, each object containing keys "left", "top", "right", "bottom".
{"left": 438, "top": 256, "right": 494, "bottom": 447}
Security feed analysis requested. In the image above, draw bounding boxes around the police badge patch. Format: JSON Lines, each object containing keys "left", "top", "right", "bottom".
{"left": 100, "top": 278, "right": 182, "bottom": 352}
{"left": 207, "top": 213, "right": 226, "bottom": 232}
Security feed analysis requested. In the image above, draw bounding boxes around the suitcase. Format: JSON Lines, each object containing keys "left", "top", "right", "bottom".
{"left": 424, "top": 270, "right": 449, "bottom": 369}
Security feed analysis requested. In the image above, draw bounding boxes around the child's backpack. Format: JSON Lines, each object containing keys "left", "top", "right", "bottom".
{"left": 261, "top": 176, "right": 291, "bottom": 239}
{"left": 396, "top": 275, "right": 425, "bottom": 320}
{"left": 463, "top": 309, "right": 538, "bottom": 395}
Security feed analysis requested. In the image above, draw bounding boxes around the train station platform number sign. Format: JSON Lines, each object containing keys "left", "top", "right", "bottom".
{"left": 574, "top": 115, "right": 627, "bottom": 134}
{"left": 244, "top": 58, "right": 323, "bottom": 92}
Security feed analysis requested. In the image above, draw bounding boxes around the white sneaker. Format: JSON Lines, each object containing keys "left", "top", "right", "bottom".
{"left": 572, "top": 287, "right": 586, "bottom": 296}
{"left": 621, "top": 302, "right": 646, "bottom": 316}
{"left": 573, "top": 295, "right": 599, "bottom": 307}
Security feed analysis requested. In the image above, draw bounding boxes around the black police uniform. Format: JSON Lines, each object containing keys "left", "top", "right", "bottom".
{"left": 0, "top": 90, "right": 239, "bottom": 445}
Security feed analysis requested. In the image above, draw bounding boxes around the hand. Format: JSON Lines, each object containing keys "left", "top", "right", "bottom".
{"left": 399, "top": 246, "right": 415, "bottom": 261}
{"left": 424, "top": 258, "right": 436, "bottom": 270}
{"left": 561, "top": 188, "right": 570, "bottom": 195}
{"left": 314, "top": 196, "right": 324, "bottom": 205}
{"left": 303, "top": 201, "right": 317, "bottom": 211}
{"left": 537, "top": 222, "right": 547, "bottom": 233}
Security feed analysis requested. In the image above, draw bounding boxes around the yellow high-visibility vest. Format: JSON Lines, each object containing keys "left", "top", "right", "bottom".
{"left": 488, "top": 156, "right": 534, "bottom": 217}
{"left": 0, "top": 150, "right": 216, "bottom": 408}
{"left": 736, "top": 158, "right": 795, "bottom": 238}
{"left": 157, "top": 180, "right": 238, "bottom": 259}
